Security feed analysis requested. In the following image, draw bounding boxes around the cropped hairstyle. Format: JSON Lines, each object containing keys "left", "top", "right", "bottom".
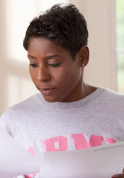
{"left": 23, "top": 4, "right": 88, "bottom": 59}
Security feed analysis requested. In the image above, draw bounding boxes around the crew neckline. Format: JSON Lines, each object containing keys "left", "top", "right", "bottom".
{"left": 37, "top": 86, "right": 106, "bottom": 109}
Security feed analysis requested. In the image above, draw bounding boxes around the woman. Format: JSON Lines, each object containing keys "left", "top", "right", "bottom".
{"left": 1, "top": 3, "right": 124, "bottom": 178}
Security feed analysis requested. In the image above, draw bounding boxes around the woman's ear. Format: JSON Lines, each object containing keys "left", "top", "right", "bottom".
{"left": 79, "top": 45, "right": 89, "bottom": 67}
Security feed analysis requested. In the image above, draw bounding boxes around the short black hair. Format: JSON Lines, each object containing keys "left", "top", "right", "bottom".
{"left": 23, "top": 3, "right": 88, "bottom": 59}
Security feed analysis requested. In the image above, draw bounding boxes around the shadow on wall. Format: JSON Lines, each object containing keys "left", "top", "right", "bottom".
{"left": 0, "top": 0, "right": 38, "bottom": 115}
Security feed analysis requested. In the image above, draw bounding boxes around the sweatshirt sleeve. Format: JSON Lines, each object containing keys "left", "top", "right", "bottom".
{"left": 0, "top": 113, "right": 8, "bottom": 131}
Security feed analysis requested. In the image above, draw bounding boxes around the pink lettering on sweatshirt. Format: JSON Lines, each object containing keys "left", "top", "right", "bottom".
{"left": 24, "top": 134, "right": 117, "bottom": 178}
{"left": 44, "top": 136, "right": 68, "bottom": 151}
{"left": 71, "top": 134, "right": 103, "bottom": 150}
{"left": 24, "top": 147, "right": 38, "bottom": 178}
{"left": 105, "top": 137, "right": 116, "bottom": 144}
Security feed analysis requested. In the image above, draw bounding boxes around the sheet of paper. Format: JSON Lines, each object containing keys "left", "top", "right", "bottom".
{"left": 39, "top": 141, "right": 124, "bottom": 178}
{"left": 0, "top": 125, "right": 41, "bottom": 178}
{"left": 1, "top": 123, "right": 124, "bottom": 178}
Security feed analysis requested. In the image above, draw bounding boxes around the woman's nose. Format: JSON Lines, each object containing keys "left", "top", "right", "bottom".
{"left": 36, "top": 65, "right": 51, "bottom": 82}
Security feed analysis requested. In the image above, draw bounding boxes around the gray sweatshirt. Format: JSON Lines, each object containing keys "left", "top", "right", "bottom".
{"left": 1, "top": 86, "right": 124, "bottom": 178}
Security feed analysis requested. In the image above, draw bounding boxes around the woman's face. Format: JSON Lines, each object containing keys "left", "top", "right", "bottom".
{"left": 27, "top": 37, "right": 84, "bottom": 102}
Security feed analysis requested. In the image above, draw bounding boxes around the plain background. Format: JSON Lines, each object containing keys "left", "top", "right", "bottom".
{"left": 0, "top": 0, "right": 116, "bottom": 115}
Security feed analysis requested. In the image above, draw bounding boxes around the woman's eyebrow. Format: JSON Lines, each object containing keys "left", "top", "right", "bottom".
{"left": 27, "top": 55, "right": 36, "bottom": 59}
{"left": 44, "top": 55, "right": 61, "bottom": 60}
{"left": 27, "top": 54, "right": 61, "bottom": 60}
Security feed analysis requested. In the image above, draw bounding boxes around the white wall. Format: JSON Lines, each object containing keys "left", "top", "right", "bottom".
{"left": 69, "top": 0, "right": 117, "bottom": 90}
{"left": 0, "top": 0, "right": 116, "bottom": 115}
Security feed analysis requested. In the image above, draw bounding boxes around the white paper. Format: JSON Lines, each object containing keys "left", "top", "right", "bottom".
{"left": 1, "top": 123, "right": 124, "bottom": 178}
{"left": 0, "top": 125, "right": 41, "bottom": 178}
{"left": 39, "top": 141, "right": 124, "bottom": 178}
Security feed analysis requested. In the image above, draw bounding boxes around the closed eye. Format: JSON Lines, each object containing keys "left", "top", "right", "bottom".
{"left": 29, "top": 63, "right": 38, "bottom": 68}
{"left": 48, "top": 63, "right": 61, "bottom": 67}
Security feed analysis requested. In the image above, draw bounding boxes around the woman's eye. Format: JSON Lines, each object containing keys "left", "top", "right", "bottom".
{"left": 48, "top": 63, "right": 60, "bottom": 67}
{"left": 29, "top": 63, "right": 38, "bottom": 68}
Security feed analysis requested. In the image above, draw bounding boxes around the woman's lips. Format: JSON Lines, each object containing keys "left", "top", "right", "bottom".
{"left": 39, "top": 88, "right": 56, "bottom": 96}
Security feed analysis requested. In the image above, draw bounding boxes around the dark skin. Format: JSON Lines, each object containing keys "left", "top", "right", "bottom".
{"left": 113, "top": 175, "right": 124, "bottom": 178}
{"left": 27, "top": 37, "right": 96, "bottom": 103}
{"left": 27, "top": 37, "right": 123, "bottom": 177}
{"left": 112, "top": 169, "right": 124, "bottom": 178}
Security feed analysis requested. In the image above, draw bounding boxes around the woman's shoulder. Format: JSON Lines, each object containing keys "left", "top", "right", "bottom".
{"left": 101, "top": 87, "right": 124, "bottom": 101}
{"left": 98, "top": 87, "right": 124, "bottom": 113}
{"left": 1, "top": 93, "right": 42, "bottom": 118}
